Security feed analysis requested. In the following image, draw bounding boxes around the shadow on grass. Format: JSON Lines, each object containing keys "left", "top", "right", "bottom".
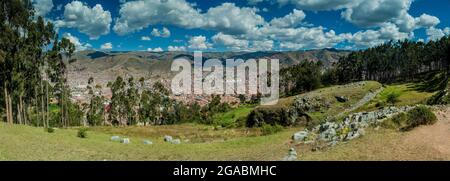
{"left": 409, "top": 71, "right": 448, "bottom": 93}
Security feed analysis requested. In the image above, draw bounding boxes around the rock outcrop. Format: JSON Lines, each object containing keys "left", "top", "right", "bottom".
{"left": 293, "top": 106, "right": 416, "bottom": 147}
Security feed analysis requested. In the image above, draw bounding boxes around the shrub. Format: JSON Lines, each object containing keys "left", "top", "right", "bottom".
{"left": 375, "top": 101, "right": 385, "bottom": 108}
{"left": 46, "top": 127, "right": 55, "bottom": 133}
{"left": 381, "top": 112, "right": 407, "bottom": 129}
{"left": 247, "top": 106, "right": 310, "bottom": 127}
{"left": 386, "top": 92, "right": 400, "bottom": 105}
{"left": 402, "top": 106, "right": 437, "bottom": 131}
{"left": 77, "top": 128, "right": 88, "bottom": 138}
{"left": 260, "top": 123, "right": 283, "bottom": 135}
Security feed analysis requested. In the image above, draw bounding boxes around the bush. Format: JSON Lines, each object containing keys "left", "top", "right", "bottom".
{"left": 260, "top": 123, "right": 283, "bottom": 135}
{"left": 381, "top": 112, "right": 407, "bottom": 129}
{"left": 375, "top": 101, "right": 385, "bottom": 108}
{"left": 77, "top": 128, "right": 88, "bottom": 138}
{"left": 247, "top": 107, "right": 287, "bottom": 127}
{"left": 402, "top": 106, "right": 437, "bottom": 131}
{"left": 46, "top": 127, "right": 55, "bottom": 133}
{"left": 386, "top": 92, "right": 400, "bottom": 105}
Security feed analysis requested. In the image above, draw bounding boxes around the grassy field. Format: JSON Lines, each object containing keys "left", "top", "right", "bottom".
{"left": 1, "top": 121, "right": 447, "bottom": 161}
{"left": 0, "top": 81, "right": 445, "bottom": 161}
{"left": 0, "top": 122, "right": 296, "bottom": 161}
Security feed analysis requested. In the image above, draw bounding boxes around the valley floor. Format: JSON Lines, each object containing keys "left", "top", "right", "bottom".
{"left": 0, "top": 107, "right": 449, "bottom": 161}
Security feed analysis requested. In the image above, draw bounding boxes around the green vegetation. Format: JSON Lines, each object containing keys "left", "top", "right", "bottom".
{"left": 77, "top": 128, "right": 88, "bottom": 138}
{"left": 247, "top": 105, "right": 310, "bottom": 127}
{"left": 402, "top": 106, "right": 437, "bottom": 131}
{"left": 356, "top": 83, "right": 436, "bottom": 112}
{"left": 329, "top": 38, "right": 450, "bottom": 84}
{"left": 281, "top": 61, "right": 323, "bottom": 96}
{"left": 0, "top": 122, "right": 295, "bottom": 160}
{"left": 246, "top": 81, "right": 383, "bottom": 128}
{"left": 212, "top": 105, "right": 254, "bottom": 128}
{"left": 427, "top": 77, "right": 450, "bottom": 105}
{"left": 260, "top": 124, "right": 283, "bottom": 135}
{"left": 386, "top": 92, "right": 400, "bottom": 105}
{"left": 381, "top": 106, "right": 437, "bottom": 131}
{"left": 46, "top": 127, "right": 55, "bottom": 133}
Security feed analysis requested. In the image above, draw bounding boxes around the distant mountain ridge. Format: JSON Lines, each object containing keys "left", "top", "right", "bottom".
{"left": 68, "top": 49, "right": 350, "bottom": 88}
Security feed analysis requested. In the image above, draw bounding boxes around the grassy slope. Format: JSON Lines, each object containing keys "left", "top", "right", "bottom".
{"left": 354, "top": 83, "right": 436, "bottom": 112}
{"left": 0, "top": 122, "right": 295, "bottom": 161}
{"left": 0, "top": 81, "right": 443, "bottom": 161}
{"left": 274, "top": 81, "right": 382, "bottom": 121}
{"left": 212, "top": 105, "right": 255, "bottom": 128}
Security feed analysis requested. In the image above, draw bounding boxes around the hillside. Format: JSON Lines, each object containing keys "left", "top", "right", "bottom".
{"left": 66, "top": 49, "right": 349, "bottom": 103}
{"left": 1, "top": 98, "right": 448, "bottom": 161}
{"left": 1, "top": 81, "right": 445, "bottom": 161}
{"left": 67, "top": 49, "right": 349, "bottom": 86}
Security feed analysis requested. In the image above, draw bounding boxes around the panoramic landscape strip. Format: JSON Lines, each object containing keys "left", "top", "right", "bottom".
{"left": 1, "top": 0, "right": 450, "bottom": 164}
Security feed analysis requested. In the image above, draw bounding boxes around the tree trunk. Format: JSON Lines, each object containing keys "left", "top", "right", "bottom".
{"left": 17, "top": 104, "right": 22, "bottom": 125}
{"left": 61, "top": 87, "right": 64, "bottom": 127}
{"left": 8, "top": 94, "right": 13, "bottom": 124}
{"left": 41, "top": 80, "right": 45, "bottom": 127}
{"left": 46, "top": 82, "right": 49, "bottom": 127}
{"left": 4, "top": 85, "right": 11, "bottom": 124}
{"left": 19, "top": 96, "right": 26, "bottom": 125}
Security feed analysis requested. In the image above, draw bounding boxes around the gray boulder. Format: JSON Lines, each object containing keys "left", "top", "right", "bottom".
{"left": 121, "top": 138, "right": 130, "bottom": 144}
{"left": 292, "top": 131, "right": 308, "bottom": 142}
{"left": 110, "top": 136, "right": 121, "bottom": 142}
{"left": 171, "top": 139, "right": 181, "bottom": 144}
{"left": 283, "top": 148, "right": 298, "bottom": 161}
{"left": 335, "top": 96, "right": 348, "bottom": 103}
{"left": 164, "top": 135, "right": 173, "bottom": 142}
{"left": 143, "top": 140, "right": 153, "bottom": 145}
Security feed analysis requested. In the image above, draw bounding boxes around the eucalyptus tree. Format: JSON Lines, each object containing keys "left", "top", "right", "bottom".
{"left": 0, "top": 0, "right": 66, "bottom": 126}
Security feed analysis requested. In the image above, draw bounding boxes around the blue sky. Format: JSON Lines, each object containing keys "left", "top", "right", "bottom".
{"left": 33, "top": 0, "right": 450, "bottom": 52}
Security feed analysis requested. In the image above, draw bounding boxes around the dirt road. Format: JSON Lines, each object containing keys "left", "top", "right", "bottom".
{"left": 402, "top": 107, "right": 450, "bottom": 159}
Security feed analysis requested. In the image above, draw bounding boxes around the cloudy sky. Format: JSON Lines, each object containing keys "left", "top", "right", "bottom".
{"left": 33, "top": 0, "right": 450, "bottom": 52}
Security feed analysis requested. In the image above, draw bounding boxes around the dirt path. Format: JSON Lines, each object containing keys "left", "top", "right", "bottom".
{"left": 401, "top": 107, "right": 450, "bottom": 159}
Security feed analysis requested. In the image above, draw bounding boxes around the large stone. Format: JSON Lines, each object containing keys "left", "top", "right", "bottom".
{"left": 110, "top": 136, "right": 121, "bottom": 142}
{"left": 171, "top": 139, "right": 181, "bottom": 144}
{"left": 164, "top": 135, "right": 173, "bottom": 142}
{"left": 121, "top": 138, "right": 130, "bottom": 144}
{"left": 335, "top": 96, "right": 349, "bottom": 103}
{"left": 143, "top": 140, "right": 153, "bottom": 145}
{"left": 283, "top": 148, "right": 298, "bottom": 161}
{"left": 292, "top": 131, "right": 308, "bottom": 142}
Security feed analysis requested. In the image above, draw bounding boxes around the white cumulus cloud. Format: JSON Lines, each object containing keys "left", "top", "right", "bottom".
{"left": 168, "top": 46, "right": 186, "bottom": 51}
{"left": 212, "top": 33, "right": 249, "bottom": 51}
{"left": 188, "top": 35, "right": 212, "bottom": 50}
{"left": 151, "top": 27, "right": 171, "bottom": 38}
{"left": 55, "top": 1, "right": 112, "bottom": 40}
{"left": 141, "top": 36, "right": 151, "bottom": 41}
{"left": 426, "top": 27, "right": 450, "bottom": 41}
{"left": 62, "top": 33, "right": 92, "bottom": 51}
{"left": 32, "top": 0, "right": 54, "bottom": 17}
{"left": 270, "top": 9, "right": 306, "bottom": 28}
{"left": 100, "top": 42, "right": 113, "bottom": 50}
{"left": 147, "top": 47, "right": 164, "bottom": 52}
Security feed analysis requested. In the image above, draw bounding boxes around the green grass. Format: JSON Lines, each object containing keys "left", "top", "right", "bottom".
{"left": 0, "top": 122, "right": 296, "bottom": 161}
{"left": 1, "top": 122, "right": 444, "bottom": 161}
{"left": 355, "top": 83, "right": 436, "bottom": 112}
{"left": 212, "top": 105, "right": 255, "bottom": 128}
